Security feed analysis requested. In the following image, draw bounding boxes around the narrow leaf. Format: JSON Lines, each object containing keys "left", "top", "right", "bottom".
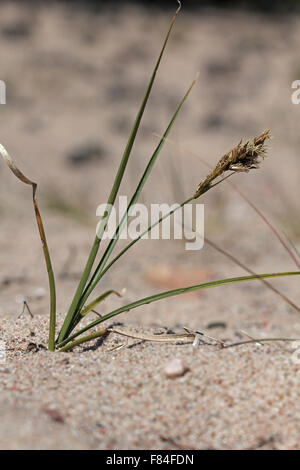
{"left": 59, "top": 329, "right": 109, "bottom": 353}
{"left": 0, "top": 143, "right": 56, "bottom": 351}
{"left": 80, "top": 290, "right": 121, "bottom": 318}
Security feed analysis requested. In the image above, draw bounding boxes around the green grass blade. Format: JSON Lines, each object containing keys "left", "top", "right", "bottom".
{"left": 80, "top": 290, "right": 120, "bottom": 318}
{"left": 33, "top": 197, "right": 56, "bottom": 351}
{"left": 59, "top": 329, "right": 109, "bottom": 352}
{"left": 57, "top": 270, "right": 300, "bottom": 349}
{"left": 57, "top": 238, "right": 100, "bottom": 342}
{"left": 57, "top": 4, "right": 181, "bottom": 343}
{"left": 103, "top": 2, "right": 181, "bottom": 213}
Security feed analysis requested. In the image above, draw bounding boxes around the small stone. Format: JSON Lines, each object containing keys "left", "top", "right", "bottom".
{"left": 164, "top": 358, "right": 189, "bottom": 379}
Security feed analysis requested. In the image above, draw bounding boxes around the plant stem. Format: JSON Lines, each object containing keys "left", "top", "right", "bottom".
{"left": 57, "top": 237, "right": 100, "bottom": 342}
{"left": 33, "top": 193, "right": 56, "bottom": 351}
{"left": 222, "top": 337, "right": 300, "bottom": 349}
{"left": 59, "top": 329, "right": 108, "bottom": 352}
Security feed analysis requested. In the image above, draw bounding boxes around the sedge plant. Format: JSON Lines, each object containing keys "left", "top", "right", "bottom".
{"left": 1, "top": 2, "right": 300, "bottom": 352}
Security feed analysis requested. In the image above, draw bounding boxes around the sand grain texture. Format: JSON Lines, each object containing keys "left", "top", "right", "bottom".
{"left": 0, "top": 2, "right": 300, "bottom": 449}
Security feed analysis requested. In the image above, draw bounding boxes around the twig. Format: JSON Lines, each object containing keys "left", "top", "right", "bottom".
{"left": 107, "top": 327, "right": 195, "bottom": 343}
{"left": 91, "top": 309, "right": 103, "bottom": 318}
{"left": 239, "top": 330, "right": 263, "bottom": 346}
{"left": 222, "top": 337, "right": 300, "bottom": 349}
{"left": 18, "top": 300, "right": 34, "bottom": 319}
{"left": 183, "top": 326, "right": 225, "bottom": 347}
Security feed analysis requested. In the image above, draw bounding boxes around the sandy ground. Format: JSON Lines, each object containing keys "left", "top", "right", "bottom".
{"left": 0, "top": 2, "right": 300, "bottom": 449}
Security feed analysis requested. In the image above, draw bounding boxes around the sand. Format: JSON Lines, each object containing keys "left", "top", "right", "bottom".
{"left": 0, "top": 2, "right": 299, "bottom": 449}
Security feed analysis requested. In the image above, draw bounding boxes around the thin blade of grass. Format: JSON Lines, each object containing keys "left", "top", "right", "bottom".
{"left": 57, "top": 270, "right": 300, "bottom": 349}
{"left": 222, "top": 337, "right": 300, "bottom": 349}
{"left": 59, "top": 329, "right": 109, "bottom": 352}
{"left": 0, "top": 143, "right": 56, "bottom": 351}
{"left": 80, "top": 290, "right": 121, "bottom": 318}
{"left": 57, "top": 3, "right": 181, "bottom": 343}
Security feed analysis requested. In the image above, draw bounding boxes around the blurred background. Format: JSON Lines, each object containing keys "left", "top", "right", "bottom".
{"left": 0, "top": 0, "right": 299, "bottom": 326}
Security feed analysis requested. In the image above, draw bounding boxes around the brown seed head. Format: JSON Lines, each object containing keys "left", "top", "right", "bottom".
{"left": 194, "top": 130, "right": 271, "bottom": 199}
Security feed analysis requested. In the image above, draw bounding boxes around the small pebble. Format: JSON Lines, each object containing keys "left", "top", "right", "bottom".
{"left": 164, "top": 358, "right": 189, "bottom": 379}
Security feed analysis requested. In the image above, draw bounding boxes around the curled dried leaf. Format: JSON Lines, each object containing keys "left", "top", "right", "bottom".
{"left": 0, "top": 143, "right": 36, "bottom": 192}
{"left": 0, "top": 142, "right": 56, "bottom": 351}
